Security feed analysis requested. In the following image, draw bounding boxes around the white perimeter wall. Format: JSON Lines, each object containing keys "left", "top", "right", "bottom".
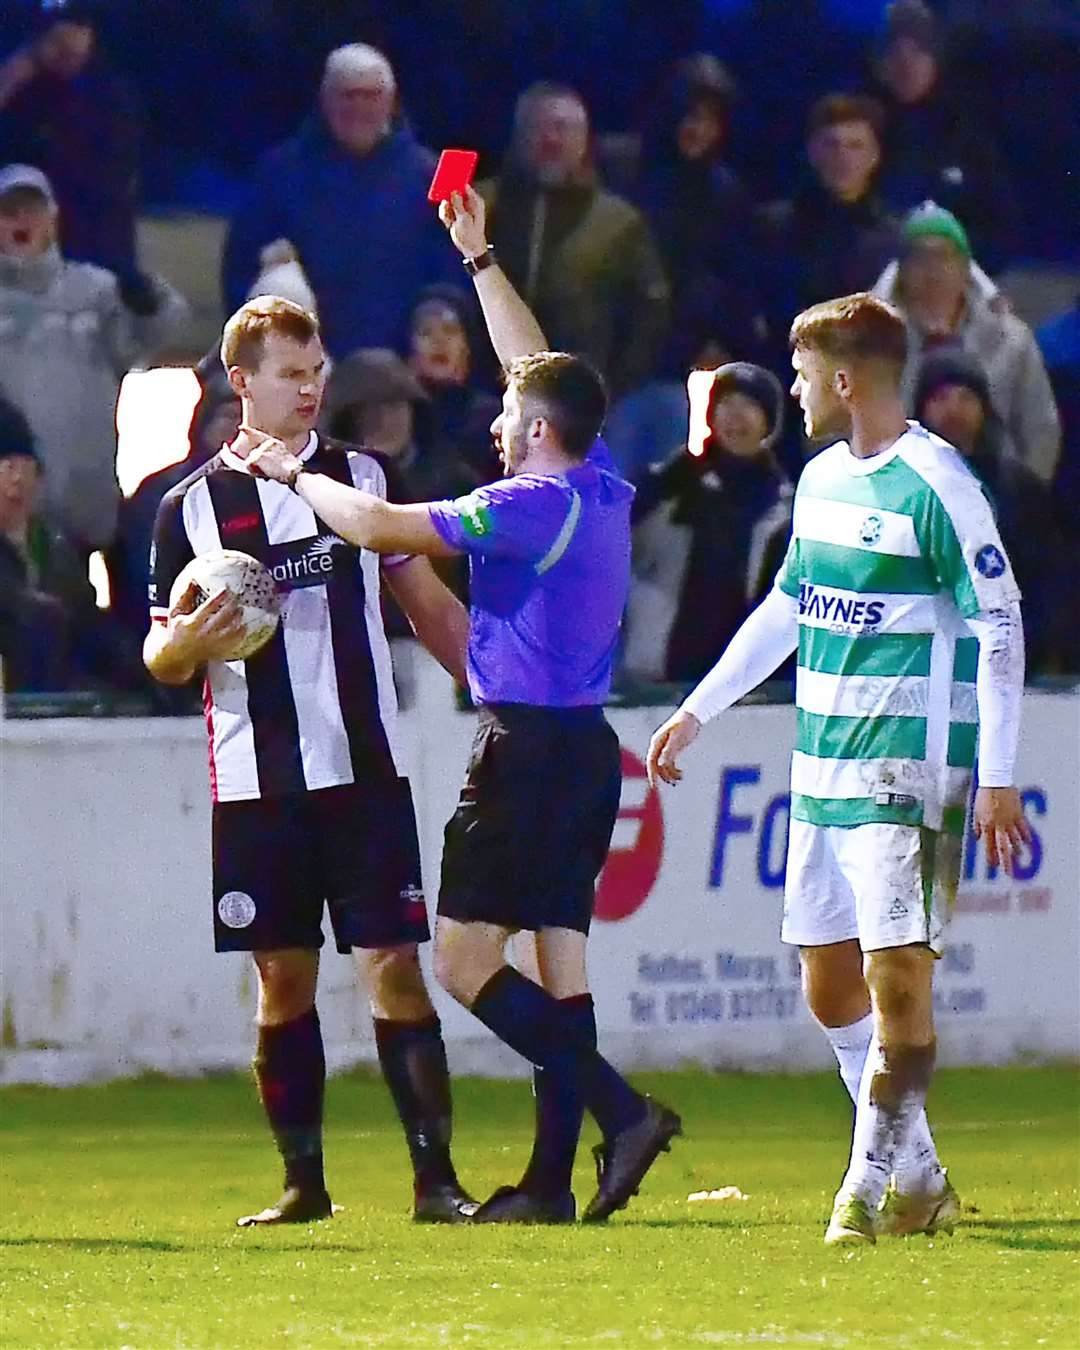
{"left": 2, "top": 652, "right": 1077, "bottom": 1084}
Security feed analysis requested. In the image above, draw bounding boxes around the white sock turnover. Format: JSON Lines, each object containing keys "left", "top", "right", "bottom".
{"left": 821, "top": 1012, "right": 872, "bottom": 1104}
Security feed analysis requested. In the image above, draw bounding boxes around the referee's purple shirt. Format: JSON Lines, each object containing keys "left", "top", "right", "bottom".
{"left": 428, "top": 440, "right": 634, "bottom": 707}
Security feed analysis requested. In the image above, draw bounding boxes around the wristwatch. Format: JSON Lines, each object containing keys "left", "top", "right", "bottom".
{"left": 463, "top": 246, "right": 496, "bottom": 277}
{"left": 284, "top": 462, "right": 305, "bottom": 492}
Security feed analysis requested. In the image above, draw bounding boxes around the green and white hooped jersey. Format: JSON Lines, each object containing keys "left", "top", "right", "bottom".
{"left": 776, "top": 422, "right": 1021, "bottom": 835}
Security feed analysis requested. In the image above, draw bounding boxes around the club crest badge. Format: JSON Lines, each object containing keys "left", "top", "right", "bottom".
{"left": 975, "top": 544, "right": 1006, "bottom": 578}
{"left": 218, "top": 891, "right": 257, "bottom": 929}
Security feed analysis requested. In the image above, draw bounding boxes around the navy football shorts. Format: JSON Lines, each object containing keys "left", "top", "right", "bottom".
{"left": 438, "top": 703, "right": 622, "bottom": 934}
{"left": 211, "top": 778, "right": 429, "bottom": 953}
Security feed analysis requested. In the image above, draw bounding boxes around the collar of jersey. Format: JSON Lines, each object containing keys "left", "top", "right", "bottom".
{"left": 218, "top": 430, "right": 319, "bottom": 475}
{"left": 842, "top": 421, "right": 919, "bottom": 477}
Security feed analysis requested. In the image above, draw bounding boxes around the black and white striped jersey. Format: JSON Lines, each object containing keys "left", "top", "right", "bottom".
{"left": 149, "top": 433, "right": 408, "bottom": 802}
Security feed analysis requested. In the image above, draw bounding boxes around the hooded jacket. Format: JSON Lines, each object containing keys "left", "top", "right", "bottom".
{"left": 222, "top": 117, "right": 459, "bottom": 358}
{"left": 0, "top": 249, "right": 187, "bottom": 549}
{"left": 874, "top": 268, "right": 1062, "bottom": 485}
{"left": 633, "top": 59, "right": 754, "bottom": 308}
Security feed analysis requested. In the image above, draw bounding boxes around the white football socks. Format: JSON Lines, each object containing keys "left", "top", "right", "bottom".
{"left": 839, "top": 1036, "right": 937, "bottom": 1208}
{"left": 821, "top": 1015, "right": 944, "bottom": 1198}
{"left": 894, "top": 1114, "right": 946, "bottom": 1196}
{"left": 822, "top": 1011, "right": 873, "bottom": 1103}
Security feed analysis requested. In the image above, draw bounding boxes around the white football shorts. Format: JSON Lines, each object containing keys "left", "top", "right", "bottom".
{"left": 780, "top": 819, "right": 961, "bottom": 955}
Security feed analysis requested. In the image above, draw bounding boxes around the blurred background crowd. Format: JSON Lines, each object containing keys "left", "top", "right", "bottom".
{"left": 1, "top": 0, "right": 1077, "bottom": 707}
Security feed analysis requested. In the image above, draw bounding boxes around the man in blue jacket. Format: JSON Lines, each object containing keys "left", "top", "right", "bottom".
{"left": 222, "top": 44, "right": 458, "bottom": 358}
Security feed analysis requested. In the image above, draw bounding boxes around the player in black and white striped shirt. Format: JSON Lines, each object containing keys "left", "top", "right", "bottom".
{"left": 145, "top": 296, "right": 475, "bottom": 1226}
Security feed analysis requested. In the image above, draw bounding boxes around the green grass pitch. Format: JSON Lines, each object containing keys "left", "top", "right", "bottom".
{"left": 2, "top": 1066, "right": 1077, "bottom": 1348}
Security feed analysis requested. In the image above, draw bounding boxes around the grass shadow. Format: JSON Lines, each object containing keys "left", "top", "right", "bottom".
{"left": 227, "top": 1241, "right": 381, "bottom": 1254}
{"left": 965, "top": 1233, "right": 1080, "bottom": 1252}
{"left": 964, "top": 1218, "right": 1080, "bottom": 1230}
{"left": 599, "top": 1217, "right": 790, "bottom": 1231}
{"left": 0, "top": 1236, "right": 183, "bottom": 1253}
{"left": 963, "top": 1217, "right": 1080, "bottom": 1253}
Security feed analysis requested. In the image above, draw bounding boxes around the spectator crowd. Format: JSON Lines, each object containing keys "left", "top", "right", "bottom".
{"left": 0, "top": 0, "right": 1077, "bottom": 697}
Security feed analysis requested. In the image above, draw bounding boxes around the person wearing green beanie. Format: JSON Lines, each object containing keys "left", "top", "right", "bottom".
{"left": 901, "top": 200, "right": 971, "bottom": 257}
{"left": 872, "top": 201, "right": 1061, "bottom": 484}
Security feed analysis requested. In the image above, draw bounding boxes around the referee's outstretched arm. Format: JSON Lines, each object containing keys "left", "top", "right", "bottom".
{"left": 248, "top": 446, "right": 459, "bottom": 558}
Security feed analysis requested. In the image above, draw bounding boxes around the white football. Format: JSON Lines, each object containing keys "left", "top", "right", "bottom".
{"left": 169, "top": 548, "right": 282, "bottom": 661}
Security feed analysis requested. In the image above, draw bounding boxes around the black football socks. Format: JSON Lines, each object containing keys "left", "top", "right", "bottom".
{"left": 374, "top": 1015, "right": 459, "bottom": 1194}
{"left": 252, "top": 1007, "right": 327, "bottom": 1195}
{"left": 471, "top": 967, "right": 645, "bottom": 1140}
{"left": 519, "top": 993, "right": 596, "bottom": 1200}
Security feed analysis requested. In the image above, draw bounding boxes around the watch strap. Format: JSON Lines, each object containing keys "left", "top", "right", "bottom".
{"left": 463, "top": 246, "right": 496, "bottom": 277}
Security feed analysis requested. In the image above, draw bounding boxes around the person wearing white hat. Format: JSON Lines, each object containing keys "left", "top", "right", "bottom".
{"left": 0, "top": 163, "right": 187, "bottom": 552}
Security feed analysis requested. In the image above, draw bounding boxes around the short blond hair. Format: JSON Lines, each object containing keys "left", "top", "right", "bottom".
{"left": 790, "top": 292, "right": 908, "bottom": 367}
{"left": 221, "top": 295, "right": 320, "bottom": 371}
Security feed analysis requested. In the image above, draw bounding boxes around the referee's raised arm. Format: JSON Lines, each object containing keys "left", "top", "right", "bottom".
{"left": 243, "top": 186, "right": 560, "bottom": 553}
{"left": 439, "top": 186, "right": 548, "bottom": 366}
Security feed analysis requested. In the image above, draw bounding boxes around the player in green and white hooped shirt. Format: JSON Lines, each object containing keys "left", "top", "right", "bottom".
{"left": 647, "top": 294, "right": 1029, "bottom": 1245}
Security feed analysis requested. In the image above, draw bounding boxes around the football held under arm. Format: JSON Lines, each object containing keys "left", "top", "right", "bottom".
{"left": 142, "top": 489, "right": 246, "bottom": 684}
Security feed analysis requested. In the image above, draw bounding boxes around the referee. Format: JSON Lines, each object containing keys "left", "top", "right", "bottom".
{"left": 246, "top": 187, "right": 682, "bottom": 1224}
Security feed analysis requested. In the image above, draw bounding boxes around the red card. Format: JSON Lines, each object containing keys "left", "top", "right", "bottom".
{"left": 427, "top": 149, "right": 479, "bottom": 204}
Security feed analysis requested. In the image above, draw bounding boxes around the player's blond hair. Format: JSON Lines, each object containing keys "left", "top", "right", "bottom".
{"left": 221, "top": 296, "right": 320, "bottom": 372}
{"left": 790, "top": 293, "right": 908, "bottom": 368}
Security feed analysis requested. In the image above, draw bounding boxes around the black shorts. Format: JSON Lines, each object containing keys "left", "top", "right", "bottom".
{"left": 438, "top": 704, "right": 622, "bottom": 934}
{"left": 212, "top": 779, "right": 430, "bottom": 953}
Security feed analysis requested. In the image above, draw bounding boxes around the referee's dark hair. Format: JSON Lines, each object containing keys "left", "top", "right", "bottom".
{"left": 221, "top": 295, "right": 320, "bottom": 372}
{"left": 506, "top": 352, "right": 608, "bottom": 459}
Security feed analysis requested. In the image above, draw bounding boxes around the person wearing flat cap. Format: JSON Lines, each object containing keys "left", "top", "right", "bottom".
{"left": 626, "top": 362, "right": 793, "bottom": 682}
{"left": 322, "top": 344, "right": 495, "bottom": 610}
